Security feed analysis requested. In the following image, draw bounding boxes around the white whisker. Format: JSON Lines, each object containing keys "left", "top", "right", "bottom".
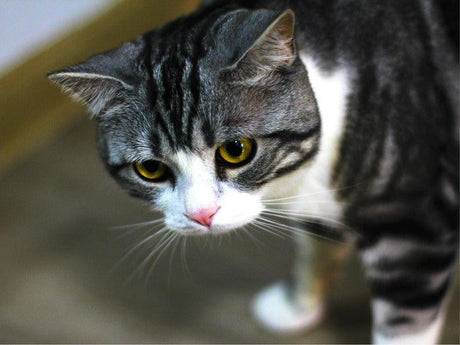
{"left": 256, "top": 216, "right": 344, "bottom": 243}
{"left": 262, "top": 200, "right": 349, "bottom": 206}
{"left": 261, "top": 183, "right": 360, "bottom": 203}
{"left": 251, "top": 220, "right": 289, "bottom": 239}
{"left": 180, "top": 236, "right": 194, "bottom": 283}
{"left": 146, "top": 232, "right": 179, "bottom": 283}
{"left": 110, "top": 227, "right": 168, "bottom": 275}
{"left": 167, "top": 233, "right": 182, "bottom": 285}
{"left": 240, "top": 225, "right": 266, "bottom": 248}
{"left": 261, "top": 208, "right": 352, "bottom": 231}
{"left": 109, "top": 218, "right": 165, "bottom": 231}
{"left": 124, "top": 229, "right": 172, "bottom": 284}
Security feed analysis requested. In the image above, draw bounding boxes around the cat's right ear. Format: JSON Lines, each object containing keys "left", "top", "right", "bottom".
{"left": 224, "top": 9, "right": 296, "bottom": 84}
{"left": 48, "top": 42, "right": 139, "bottom": 117}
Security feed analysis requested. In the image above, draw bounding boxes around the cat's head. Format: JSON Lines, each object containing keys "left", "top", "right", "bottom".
{"left": 49, "top": 8, "right": 320, "bottom": 235}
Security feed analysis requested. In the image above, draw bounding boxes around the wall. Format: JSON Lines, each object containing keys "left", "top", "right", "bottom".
{"left": 0, "top": 0, "right": 117, "bottom": 76}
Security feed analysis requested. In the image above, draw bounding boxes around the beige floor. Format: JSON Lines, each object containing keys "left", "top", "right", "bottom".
{"left": 0, "top": 119, "right": 458, "bottom": 343}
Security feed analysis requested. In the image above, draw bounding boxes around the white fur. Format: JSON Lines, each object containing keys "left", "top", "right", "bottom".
{"left": 252, "top": 281, "right": 324, "bottom": 334}
{"left": 373, "top": 322, "right": 442, "bottom": 345}
{"left": 373, "top": 299, "right": 444, "bottom": 345}
{"left": 50, "top": 72, "right": 133, "bottom": 89}
{"left": 295, "top": 53, "right": 350, "bottom": 218}
{"left": 254, "top": 53, "right": 351, "bottom": 333}
{"left": 157, "top": 151, "right": 262, "bottom": 235}
{"left": 263, "top": 53, "right": 350, "bottom": 223}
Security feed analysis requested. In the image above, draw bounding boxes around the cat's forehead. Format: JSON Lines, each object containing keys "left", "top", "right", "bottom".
{"left": 147, "top": 7, "right": 282, "bottom": 71}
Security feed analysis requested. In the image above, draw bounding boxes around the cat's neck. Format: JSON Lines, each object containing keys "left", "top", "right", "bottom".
{"left": 299, "top": 52, "right": 350, "bottom": 187}
{"left": 263, "top": 52, "right": 351, "bottom": 220}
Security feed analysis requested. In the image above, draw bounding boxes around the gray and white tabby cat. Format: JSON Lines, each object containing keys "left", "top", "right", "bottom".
{"left": 49, "top": 0, "right": 459, "bottom": 343}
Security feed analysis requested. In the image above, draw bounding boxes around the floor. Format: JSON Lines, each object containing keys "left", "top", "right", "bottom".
{"left": 0, "top": 119, "right": 458, "bottom": 343}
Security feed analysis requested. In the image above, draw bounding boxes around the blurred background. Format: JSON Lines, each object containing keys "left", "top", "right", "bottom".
{"left": 0, "top": 0, "right": 458, "bottom": 343}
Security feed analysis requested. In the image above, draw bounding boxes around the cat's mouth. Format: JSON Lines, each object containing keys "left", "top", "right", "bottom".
{"left": 165, "top": 213, "right": 257, "bottom": 237}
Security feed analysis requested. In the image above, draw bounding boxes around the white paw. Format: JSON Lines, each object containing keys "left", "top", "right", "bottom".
{"left": 251, "top": 281, "right": 324, "bottom": 334}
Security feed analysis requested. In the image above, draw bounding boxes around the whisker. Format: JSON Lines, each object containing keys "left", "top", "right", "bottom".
{"left": 262, "top": 200, "right": 349, "bottom": 206}
{"left": 110, "top": 227, "right": 168, "bottom": 275}
{"left": 261, "top": 209, "right": 352, "bottom": 231}
{"left": 256, "top": 216, "right": 344, "bottom": 243}
{"left": 112, "top": 221, "right": 165, "bottom": 242}
{"left": 257, "top": 216, "right": 307, "bottom": 236}
{"left": 109, "top": 218, "right": 165, "bottom": 231}
{"left": 250, "top": 220, "right": 289, "bottom": 239}
{"left": 180, "top": 236, "right": 195, "bottom": 284}
{"left": 124, "top": 229, "right": 172, "bottom": 284}
{"left": 262, "top": 208, "right": 343, "bottom": 219}
{"left": 146, "top": 232, "right": 179, "bottom": 284}
{"left": 167, "top": 233, "right": 182, "bottom": 285}
{"left": 261, "top": 183, "right": 361, "bottom": 203}
{"left": 263, "top": 212, "right": 353, "bottom": 237}
{"left": 240, "top": 225, "right": 265, "bottom": 248}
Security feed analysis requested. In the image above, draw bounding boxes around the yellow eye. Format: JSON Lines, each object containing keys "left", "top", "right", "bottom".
{"left": 134, "top": 160, "right": 169, "bottom": 181}
{"left": 217, "top": 138, "right": 255, "bottom": 165}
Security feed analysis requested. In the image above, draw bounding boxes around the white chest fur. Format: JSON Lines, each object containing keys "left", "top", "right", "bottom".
{"left": 263, "top": 53, "right": 351, "bottom": 224}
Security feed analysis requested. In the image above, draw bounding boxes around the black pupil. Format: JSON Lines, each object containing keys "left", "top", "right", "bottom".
{"left": 226, "top": 140, "right": 244, "bottom": 157}
{"left": 143, "top": 160, "right": 160, "bottom": 172}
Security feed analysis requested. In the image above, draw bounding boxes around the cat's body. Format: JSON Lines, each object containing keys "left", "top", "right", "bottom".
{"left": 49, "top": 0, "right": 459, "bottom": 343}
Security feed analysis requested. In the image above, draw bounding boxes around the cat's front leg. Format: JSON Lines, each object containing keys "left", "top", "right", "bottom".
{"left": 252, "top": 232, "right": 349, "bottom": 334}
{"left": 359, "top": 234, "right": 457, "bottom": 345}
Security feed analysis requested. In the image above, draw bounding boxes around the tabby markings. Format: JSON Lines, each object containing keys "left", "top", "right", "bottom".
{"left": 265, "top": 52, "right": 351, "bottom": 223}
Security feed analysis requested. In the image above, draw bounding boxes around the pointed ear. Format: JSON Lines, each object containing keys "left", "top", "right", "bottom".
{"left": 48, "top": 71, "right": 133, "bottom": 115}
{"left": 228, "top": 9, "right": 296, "bottom": 83}
{"left": 48, "top": 42, "right": 139, "bottom": 116}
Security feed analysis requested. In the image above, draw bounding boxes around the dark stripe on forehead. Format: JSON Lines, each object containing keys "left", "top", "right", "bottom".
{"left": 142, "top": 33, "right": 157, "bottom": 111}
{"left": 144, "top": 6, "right": 241, "bottom": 150}
{"left": 201, "top": 120, "right": 215, "bottom": 147}
{"left": 188, "top": 23, "right": 208, "bottom": 136}
{"left": 142, "top": 34, "right": 176, "bottom": 149}
{"left": 154, "top": 60, "right": 176, "bottom": 148}
{"left": 177, "top": 31, "right": 194, "bottom": 148}
{"left": 165, "top": 52, "right": 185, "bottom": 148}
{"left": 186, "top": 8, "right": 235, "bottom": 147}
{"left": 148, "top": 130, "right": 162, "bottom": 157}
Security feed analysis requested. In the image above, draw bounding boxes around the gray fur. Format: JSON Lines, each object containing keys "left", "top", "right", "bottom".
{"left": 49, "top": 0, "right": 458, "bottom": 342}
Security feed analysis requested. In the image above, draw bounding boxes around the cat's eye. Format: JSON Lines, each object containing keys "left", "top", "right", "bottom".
{"left": 134, "top": 160, "right": 169, "bottom": 181}
{"left": 217, "top": 138, "right": 255, "bottom": 166}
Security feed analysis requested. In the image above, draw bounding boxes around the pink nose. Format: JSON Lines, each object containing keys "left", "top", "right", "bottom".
{"left": 187, "top": 206, "right": 220, "bottom": 227}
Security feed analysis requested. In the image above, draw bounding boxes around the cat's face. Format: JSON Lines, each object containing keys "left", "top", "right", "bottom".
{"left": 49, "top": 9, "right": 320, "bottom": 235}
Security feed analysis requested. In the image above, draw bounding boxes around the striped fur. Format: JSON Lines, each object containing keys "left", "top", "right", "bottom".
{"left": 49, "top": 0, "right": 458, "bottom": 343}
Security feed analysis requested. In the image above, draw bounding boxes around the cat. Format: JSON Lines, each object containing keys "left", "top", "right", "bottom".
{"left": 48, "top": 0, "right": 459, "bottom": 343}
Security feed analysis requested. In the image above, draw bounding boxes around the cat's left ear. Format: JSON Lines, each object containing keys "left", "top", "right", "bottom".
{"left": 48, "top": 42, "right": 139, "bottom": 117}
{"left": 227, "top": 9, "right": 296, "bottom": 83}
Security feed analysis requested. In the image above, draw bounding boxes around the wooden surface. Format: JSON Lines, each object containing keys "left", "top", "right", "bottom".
{"left": 0, "top": 0, "right": 200, "bottom": 178}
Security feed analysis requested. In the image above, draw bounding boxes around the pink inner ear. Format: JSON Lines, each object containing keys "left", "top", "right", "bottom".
{"left": 187, "top": 206, "right": 220, "bottom": 227}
